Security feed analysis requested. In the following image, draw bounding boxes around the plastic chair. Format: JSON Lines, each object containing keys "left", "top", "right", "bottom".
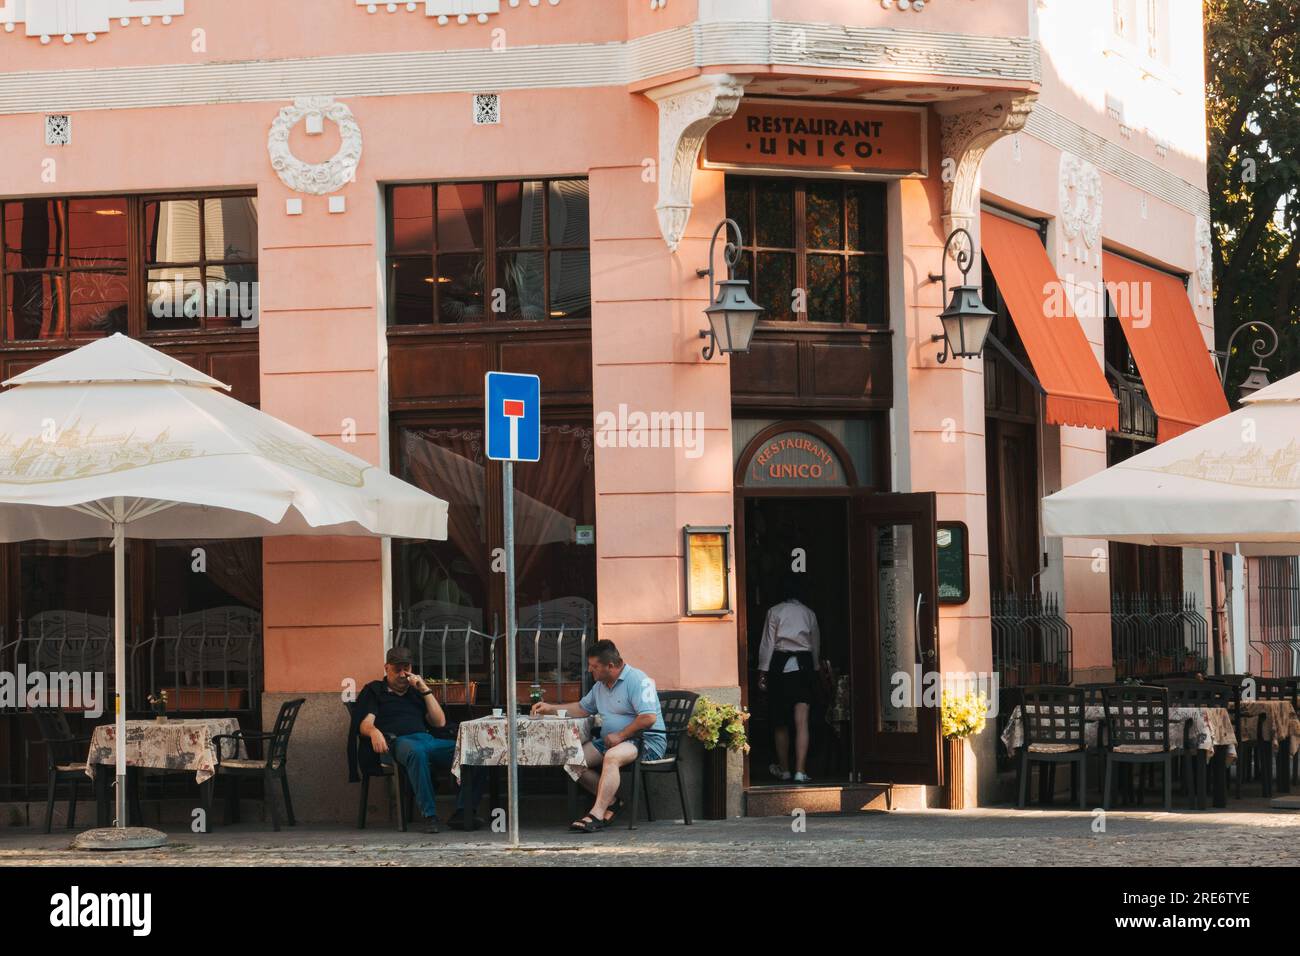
{"left": 213, "top": 698, "right": 305, "bottom": 831}
{"left": 32, "top": 708, "right": 94, "bottom": 834}
{"left": 621, "top": 690, "right": 698, "bottom": 829}
{"left": 343, "top": 699, "right": 415, "bottom": 831}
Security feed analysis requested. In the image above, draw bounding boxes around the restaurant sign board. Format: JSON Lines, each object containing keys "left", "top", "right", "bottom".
{"left": 743, "top": 430, "right": 849, "bottom": 488}
{"left": 704, "top": 99, "right": 927, "bottom": 179}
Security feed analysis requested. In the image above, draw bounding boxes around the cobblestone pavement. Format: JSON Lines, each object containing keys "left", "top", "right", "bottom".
{"left": 3, "top": 804, "right": 1300, "bottom": 866}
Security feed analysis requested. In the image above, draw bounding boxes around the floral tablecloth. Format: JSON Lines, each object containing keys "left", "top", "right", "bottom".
{"left": 452, "top": 715, "right": 593, "bottom": 782}
{"left": 1001, "top": 705, "right": 1237, "bottom": 760}
{"left": 85, "top": 718, "right": 245, "bottom": 785}
{"left": 1237, "top": 700, "right": 1300, "bottom": 752}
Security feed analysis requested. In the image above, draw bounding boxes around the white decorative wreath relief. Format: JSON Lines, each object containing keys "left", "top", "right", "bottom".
{"left": 267, "top": 97, "right": 363, "bottom": 196}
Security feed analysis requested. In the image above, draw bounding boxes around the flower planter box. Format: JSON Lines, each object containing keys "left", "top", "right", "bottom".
{"left": 424, "top": 681, "right": 478, "bottom": 705}
{"left": 514, "top": 681, "right": 581, "bottom": 705}
{"left": 161, "top": 687, "right": 247, "bottom": 710}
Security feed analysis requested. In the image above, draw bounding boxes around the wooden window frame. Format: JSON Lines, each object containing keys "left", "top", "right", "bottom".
{"left": 385, "top": 178, "right": 590, "bottom": 330}
{"left": 0, "top": 191, "right": 258, "bottom": 345}
{"left": 725, "top": 176, "right": 888, "bottom": 328}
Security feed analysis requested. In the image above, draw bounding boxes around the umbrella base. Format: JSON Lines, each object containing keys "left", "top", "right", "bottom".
{"left": 73, "top": 827, "right": 168, "bottom": 851}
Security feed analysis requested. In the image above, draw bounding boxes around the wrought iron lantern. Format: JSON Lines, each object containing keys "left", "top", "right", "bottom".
{"left": 697, "top": 219, "right": 763, "bottom": 361}
{"left": 929, "top": 227, "right": 995, "bottom": 363}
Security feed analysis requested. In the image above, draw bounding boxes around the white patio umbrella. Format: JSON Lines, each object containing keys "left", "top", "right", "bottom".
{"left": 0, "top": 335, "right": 448, "bottom": 838}
{"left": 1043, "top": 370, "right": 1300, "bottom": 671}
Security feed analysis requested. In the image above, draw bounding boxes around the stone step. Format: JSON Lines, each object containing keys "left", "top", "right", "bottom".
{"left": 744, "top": 782, "right": 928, "bottom": 816}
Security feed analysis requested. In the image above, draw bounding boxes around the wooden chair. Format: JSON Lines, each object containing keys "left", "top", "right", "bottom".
{"left": 1016, "top": 686, "right": 1088, "bottom": 809}
{"left": 1102, "top": 684, "right": 1187, "bottom": 811}
{"left": 620, "top": 690, "right": 698, "bottom": 829}
{"left": 32, "top": 708, "right": 93, "bottom": 834}
{"left": 213, "top": 698, "right": 305, "bottom": 831}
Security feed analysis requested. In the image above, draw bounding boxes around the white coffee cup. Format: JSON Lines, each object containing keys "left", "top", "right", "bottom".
{"left": 492, "top": 708, "right": 503, "bottom": 718}
{"left": 557, "top": 709, "right": 568, "bottom": 719}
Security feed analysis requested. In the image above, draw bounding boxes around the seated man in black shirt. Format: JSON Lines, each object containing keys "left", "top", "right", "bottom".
{"left": 352, "top": 646, "right": 483, "bottom": 833}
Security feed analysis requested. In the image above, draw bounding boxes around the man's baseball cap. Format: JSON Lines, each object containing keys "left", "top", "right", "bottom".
{"left": 385, "top": 646, "right": 413, "bottom": 666}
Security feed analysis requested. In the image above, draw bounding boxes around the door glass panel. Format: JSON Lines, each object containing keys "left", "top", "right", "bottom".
{"left": 876, "top": 523, "right": 918, "bottom": 733}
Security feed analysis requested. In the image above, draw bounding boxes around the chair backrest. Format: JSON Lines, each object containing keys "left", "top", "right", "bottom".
{"left": 32, "top": 707, "right": 84, "bottom": 767}
{"left": 266, "top": 698, "right": 306, "bottom": 768}
{"left": 1021, "top": 685, "right": 1086, "bottom": 747}
{"left": 1152, "top": 679, "right": 1231, "bottom": 708}
{"left": 658, "top": 691, "right": 699, "bottom": 761}
{"left": 1072, "top": 682, "right": 1118, "bottom": 707}
{"left": 1256, "top": 677, "right": 1299, "bottom": 704}
{"left": 1102, "top": 684, "right": 1170, "bottom": 751}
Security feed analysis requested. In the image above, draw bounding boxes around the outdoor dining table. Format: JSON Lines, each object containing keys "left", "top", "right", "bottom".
{"left": 1001, "top": 704, "right": 1238, "bottom": 807}
{"left": 85, "top": 717, "right": 246, "bottom": 826}
{"left": 452, "top": 714, "right": 594, "bottom": 820}
{"left": 1235, "top": 699, "right": 1300, "bottom": 795}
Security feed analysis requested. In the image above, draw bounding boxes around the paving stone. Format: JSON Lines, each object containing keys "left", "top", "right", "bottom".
{"left": 4, "top": 803, "right": 1299, "bottom": 866}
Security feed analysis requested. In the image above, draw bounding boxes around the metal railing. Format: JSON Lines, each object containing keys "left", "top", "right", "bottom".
{"left": 392, "top": 603, "right": 594, "bottom": 707}
{"left": 1110, "top": 592, "right": 1208, "bottom": 679}
{"left": 131, "top": 609, "right": 261, "bottom": 713}
{"left": 991, "top": 592, "right": 1073, "bottom": 687}
{"left": 1247, "top": 556, "right": 1300, "bottom": 677}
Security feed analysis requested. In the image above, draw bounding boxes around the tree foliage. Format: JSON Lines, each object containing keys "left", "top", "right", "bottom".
{"left": 1206, "top": 0, "right": 1300, "bottom": 389}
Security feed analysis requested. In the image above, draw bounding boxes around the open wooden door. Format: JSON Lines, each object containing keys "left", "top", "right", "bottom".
{"left": 849, "top": 492, "right": 941, "bottom": 785}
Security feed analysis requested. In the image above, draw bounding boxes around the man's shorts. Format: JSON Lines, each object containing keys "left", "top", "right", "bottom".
{"left": 591, "top": 732, "right": 667, "bottom": 761}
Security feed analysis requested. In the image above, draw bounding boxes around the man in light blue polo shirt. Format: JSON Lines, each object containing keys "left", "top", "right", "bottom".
{"left": 530, "top": 639, "right": 665, "bottom": 833}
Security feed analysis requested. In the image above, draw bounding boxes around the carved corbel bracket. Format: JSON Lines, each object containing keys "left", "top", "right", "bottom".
{"left": 645, "top": 74, "right": 750, "bottom": 253}
{"left": 936, "top": 93, "right": 1037, "bottom": 257}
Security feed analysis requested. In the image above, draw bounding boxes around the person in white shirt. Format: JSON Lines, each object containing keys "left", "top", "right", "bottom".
{"left": 757, "top": 576, "right": 820, "bottom": 783}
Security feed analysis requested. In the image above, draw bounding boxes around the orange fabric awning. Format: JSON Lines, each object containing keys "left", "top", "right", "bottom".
{"left": 1102, "top": 252, "right": 1229, "bottom": 442}
{"left": 980, "top": 213, "right": 1118, "bottom": 431}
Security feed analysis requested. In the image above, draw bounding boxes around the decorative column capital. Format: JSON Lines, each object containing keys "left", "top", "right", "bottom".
{"left": 646, "top": 74, "right": 750, "bottom": 252}
{"left": 936, "top": 93, "right": 1037, "bottom": 255}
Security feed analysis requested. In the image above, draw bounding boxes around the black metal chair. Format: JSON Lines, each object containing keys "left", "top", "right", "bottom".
{"left": 213, "top": 698, "right": 305, "bottom": 831}
{"left": 1102, "top": 684, "right": 1185, "bottom": 811}
{"left": 1152, "top": 679, "right": 1232, "bottom": 808}
{"left": 1255, "top": 677, "right": 1299, "bottom": 791}
{"left": 344, "top": 700, "right": 414, "bottom": 831}
{"left": 32, "top": 708, "right": 94, "bottom": 834}
{"left": 620, "top": 690, "right": 698, "bottom": 830}
{"left": 1016, "top": 686, "right": 1088, "bottom": 809}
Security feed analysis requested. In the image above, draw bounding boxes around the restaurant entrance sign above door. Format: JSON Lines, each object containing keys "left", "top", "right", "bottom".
{"left": 704, "top": 99, "right": 927, "bottom": 179}
{"left": 743, "top": 430, "right": 849, "bottom": 488}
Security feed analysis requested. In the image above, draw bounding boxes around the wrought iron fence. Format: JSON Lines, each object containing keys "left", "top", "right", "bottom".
{"left": 991, "top": 592, "right": 1073, "bottom": 688}
{"left": 1110, "top": 592, "right": 1208, "bottom": 679}
{"left": 1247, "top": 556, "right": 1300, "bottom": 677}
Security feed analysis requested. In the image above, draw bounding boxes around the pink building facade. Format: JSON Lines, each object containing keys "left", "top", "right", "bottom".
{"left": 0, "top": 0, "right": 1223, "bottom": 818}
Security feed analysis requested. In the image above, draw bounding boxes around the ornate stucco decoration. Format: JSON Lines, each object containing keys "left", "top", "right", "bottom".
{"left": 1, "top": 0, "right": 183, "bottom": 44}
{"left": 646, "top": 74, "right": 749, "bottom": 252}
{"left": 1059, "top": 152, "right": 1103, "bottom": 260}
{"left": 267, "top": 97, "right": 363, "bottom": 196}
{"left": 936, "top": 93, "right": 1037, "bottom": 257}
{"left": 1195, "top": 216, "right": 1213, "bottom": 305}
{"left": 354, "top": 0, "right": 560, "bottom": 26}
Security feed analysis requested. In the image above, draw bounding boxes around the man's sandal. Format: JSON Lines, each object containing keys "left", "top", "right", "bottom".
{"left": 569, "top": 814, "right": 606, "bottom": 833}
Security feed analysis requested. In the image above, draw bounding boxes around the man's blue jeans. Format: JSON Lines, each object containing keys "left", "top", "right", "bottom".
{"left": 392, "top": 732, "right": 483, "bottom": 820}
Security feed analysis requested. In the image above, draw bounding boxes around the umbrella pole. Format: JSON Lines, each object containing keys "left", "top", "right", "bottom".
{"left": 1231, "top": 544, "right": 1247, "bottom": 675}
{"left": 113, "top": 514, "right": 127, "bottom": 829}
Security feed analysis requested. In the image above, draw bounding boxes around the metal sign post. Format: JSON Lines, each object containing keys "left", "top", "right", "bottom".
{"left": 485, "top": 371, "right": 540, "bottom": 850}
{"left": 502, "top": 459, "right": 520, "bottom": 848}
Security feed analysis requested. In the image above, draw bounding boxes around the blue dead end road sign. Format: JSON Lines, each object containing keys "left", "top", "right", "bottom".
{"left": 485, "top": 371, "right": 541, "bottom": 462}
